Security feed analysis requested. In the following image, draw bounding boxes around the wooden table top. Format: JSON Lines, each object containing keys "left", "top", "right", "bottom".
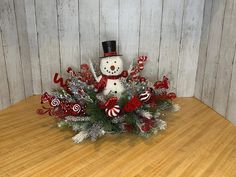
{"left": 0, "top": 96, "right": 236, "bottom": 177}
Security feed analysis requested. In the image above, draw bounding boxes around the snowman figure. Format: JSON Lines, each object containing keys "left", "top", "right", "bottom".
{"left": 93, "top": 41, "right": 128, "bottom": 97}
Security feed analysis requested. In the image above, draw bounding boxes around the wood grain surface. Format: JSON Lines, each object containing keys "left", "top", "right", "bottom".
{"left": 79, "top": 0, "right": 100, "bottom": 64}
{"left": 177, "top": 0, "right": 205, "bottom": 97}
{"left": 159, "top": 0, "right": 184, "bottom": 92}
{"left": 0, "top": 0, "right": 26, "bottom": 104}
{"left": 0, "top": 96, "right": 236, "bottom": 177}
{"left": 201, "top": 0, "right": 227, "bottom": 106}
{"left": 0, "top": 26, "right": 11, "bottom": 109}
{"left": 213, "top": 0, "right": 236, "bottom": 116}
{"left": 57, "top": 0, "right": 80, "bottom": 73}
{"left": 195, "top": 0, "right": 236, "bottom": 124}
{"left": 227, "top": 45, "right": 236, "bottom": 125}
{"left": 139, "top": 0, "right": 162, "bottom": 82}
{"left": 24, "top": 0, "right": 42, "bottom": 94}
{"left": 35, "top": 0, "right": 61, "bottom": 92}
{"left": 194, "top": 0, "right": 213, "bottom": 100}
{"left": 119, "top": 0, "right": 140, "bottom": 67}
{"left": 13, "top": 0, "right": 33, "bottom": 97}
{"left": 99, "top": 0, "right": 119, "bottom": 56}
{"left": 0, "top": 0, "right": 206, "bottom": 111}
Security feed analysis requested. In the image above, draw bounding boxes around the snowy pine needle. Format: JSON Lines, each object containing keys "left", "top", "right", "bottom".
{"left": 138, "top": 110, "right": 153, "bottom": 119}
{"left": 172, "top": 104, "right": 181, "bottom": 112}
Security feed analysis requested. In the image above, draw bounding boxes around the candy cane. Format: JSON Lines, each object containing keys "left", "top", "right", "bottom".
{"left": 130, "top": 56, "right": 148, "bottom": 81}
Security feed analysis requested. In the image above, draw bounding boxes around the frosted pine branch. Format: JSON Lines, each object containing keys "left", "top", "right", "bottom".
{"left": 72, "top": 131, "right": 89, "bottom": 143}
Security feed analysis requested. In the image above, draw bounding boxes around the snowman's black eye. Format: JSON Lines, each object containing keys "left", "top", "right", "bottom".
{"left": 114, "top": 61, "right": 117, "bottom": 63}
{"left": 106, "top": 61, "right": 109, "bottom": 63}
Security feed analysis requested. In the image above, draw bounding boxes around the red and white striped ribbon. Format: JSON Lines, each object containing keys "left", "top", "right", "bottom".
{"left": 130, "top": 56, "right": 148, "bottom": 81}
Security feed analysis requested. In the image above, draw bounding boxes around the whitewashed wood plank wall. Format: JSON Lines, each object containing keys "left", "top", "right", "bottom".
{"left": 1, "top": 0, "right": 204, "bottom": 95}
{"left": 0, "top": 0, "right": 29, "bottom": 109}
{"left": 6, "top": 0, "right": 236, "bottom": 124}
{"left": 195, "top": 0, "right": 236, "bottom": 124}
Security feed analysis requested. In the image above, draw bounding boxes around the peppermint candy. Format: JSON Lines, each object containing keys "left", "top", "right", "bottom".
{"left": 72, "top": 104, "right": 81, "bottom": 113}
{"left": 139, "top": 90, "right": 151, "bottom": 103}
{"left": 50, "top": 98, "right": 60, "bottom": 107}
{"left": 105, "top": 105, "right": 121, "bottom": 117}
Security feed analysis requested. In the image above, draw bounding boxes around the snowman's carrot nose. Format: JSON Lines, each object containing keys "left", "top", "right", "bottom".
{"left": 110, "top": 65, "right": 115, "bottom": 70}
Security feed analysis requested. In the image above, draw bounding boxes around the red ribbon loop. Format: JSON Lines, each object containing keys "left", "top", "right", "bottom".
{"left": 123, "top": 96, "right": 142, "bottom": 112}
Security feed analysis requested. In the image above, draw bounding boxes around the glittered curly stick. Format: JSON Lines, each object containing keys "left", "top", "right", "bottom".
{"left": 53, "top": 73, "right": 67, "bottom": 88}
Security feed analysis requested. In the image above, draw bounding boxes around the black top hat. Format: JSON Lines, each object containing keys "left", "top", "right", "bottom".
{"left": 101, "top": 40, "right": 121, "bottom": 58}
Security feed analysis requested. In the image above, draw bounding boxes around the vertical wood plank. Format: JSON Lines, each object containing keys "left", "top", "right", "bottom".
{"left": 100, "top": 0, "right": 119, "bottom": 55}
{"left": 57, "top": 0, "right": 80, "bottom": 73}
{"left": 139, "top": 0, "right": 162, "bottom": 82}
{"left": 119, "top": 0, "right": 140, "bottom": 67}
{"left": 177, "top": 0, "right": 205, "bottom": 97}
{"left": 24, "top": 0, "right": 42, "bottom": 94}
{"left": 201, "top": 0, "right": 227, "bottom": 106}
{"left": 158, "top": 0, "right": 184, "bottom": 91}
{"left": 194, "top": 0, "right": 213, "bottom": 99}
{"left": 213, "top": 0, "right": 236, "bottom": 116}
{"left": 35, "top": 0, "right": 61, "bottom": 92}
{"left": 0, "top": 0, "right": 26, "bottom": 103}
{"left": 13, "top": 0, "right": 33, "bottom": 97}
{"left": 226, "top": 47, "right": 236, "bottom": 125}
{"left": 0, "top": 30, "right": 11, "bottom": 109}
{"left": 79, "top": 0, "right": 100, "bottom": 64}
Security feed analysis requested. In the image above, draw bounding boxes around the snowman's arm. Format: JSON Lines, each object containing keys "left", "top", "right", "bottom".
{"left": 89, "top": 59, "right": 99, "bottom": 82}
{"left": 97, "top": 75, "right": 102, "bottom": 82}
{"left": 128, "top": 58, "right": 134, "bottom": 75}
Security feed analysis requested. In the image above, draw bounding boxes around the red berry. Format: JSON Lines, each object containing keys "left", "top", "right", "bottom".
{"left": 141, "top": 124, "right": 151, "bottom": 132}
{"left": 140, "top": 77, "right": 146, "bottom": 82}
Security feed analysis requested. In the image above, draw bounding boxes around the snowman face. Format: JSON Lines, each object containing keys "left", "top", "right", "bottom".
{"left": 100, "top": 56, "right": 123, "bottom": 76}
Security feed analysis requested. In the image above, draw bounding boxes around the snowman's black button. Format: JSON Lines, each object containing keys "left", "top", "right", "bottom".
{"left": 114, "top": 83, "right": 116, "bottom": 85}
{"left": 114, "top": 91, "right": 117, "bottom": 93}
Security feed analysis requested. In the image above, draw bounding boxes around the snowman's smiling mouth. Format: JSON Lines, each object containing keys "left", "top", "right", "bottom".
{"left": 105, "top": 67, "right": 120, "bottom": 75}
